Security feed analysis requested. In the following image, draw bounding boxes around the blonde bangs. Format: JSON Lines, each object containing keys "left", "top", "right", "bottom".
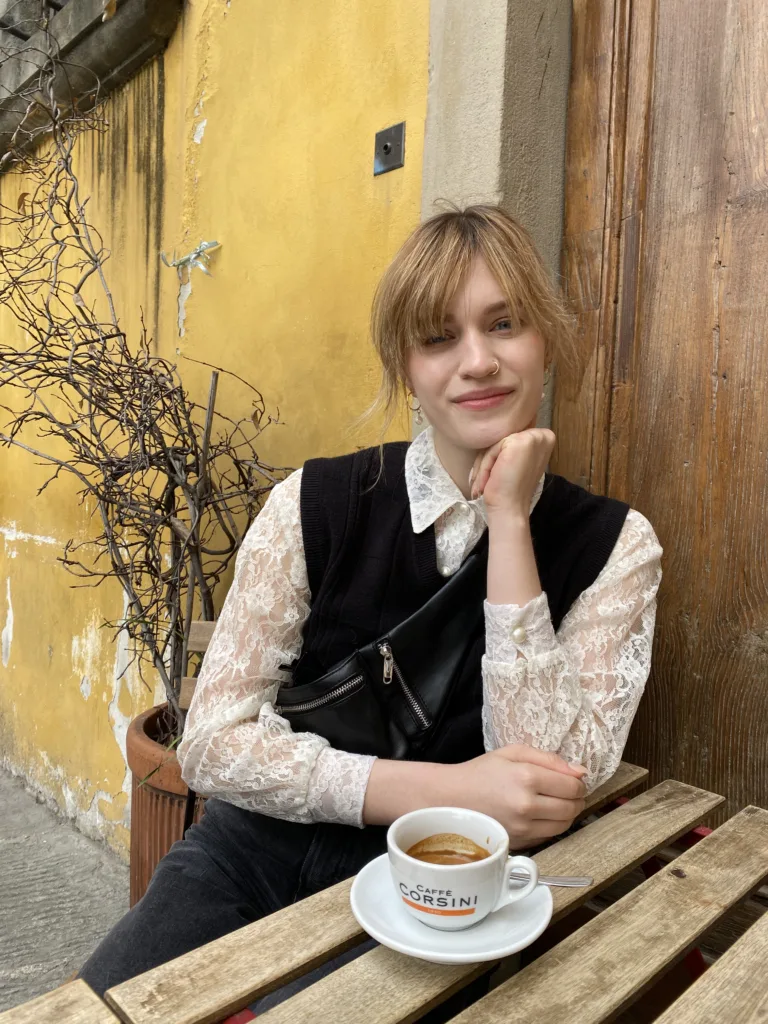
{"left": 372, "top": 219, "right": 472, "bottom": 376}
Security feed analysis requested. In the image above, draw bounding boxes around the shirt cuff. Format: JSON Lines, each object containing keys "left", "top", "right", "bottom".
{"left": 306, "top": 747, "right": 377, "bottom": 828}
{"left": 484, "top": 592, "right": 557, "bottom": 663}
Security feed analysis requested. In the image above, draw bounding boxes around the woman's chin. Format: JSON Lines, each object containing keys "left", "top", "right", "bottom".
{"left": 452, "top": 416, "right": 529, "bottom": 452}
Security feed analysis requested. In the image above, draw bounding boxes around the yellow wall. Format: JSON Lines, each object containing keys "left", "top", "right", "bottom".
{"left": 0, "top": 0, "right": 429, "bottom": 856}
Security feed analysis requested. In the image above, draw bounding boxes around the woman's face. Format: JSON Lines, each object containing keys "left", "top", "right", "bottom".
{"left": 406, "top": 256, "right": 546, "bottom": 455}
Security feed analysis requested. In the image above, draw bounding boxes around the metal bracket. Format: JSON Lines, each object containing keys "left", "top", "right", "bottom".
{"left": 374, "top": 122, "right": 405, "bottom": 176}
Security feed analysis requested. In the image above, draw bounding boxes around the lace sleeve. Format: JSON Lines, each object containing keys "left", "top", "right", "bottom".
{"left": 481, "top": 509, "right": 662, "bottom": 792}
{"left": 177, "top": 469, "right": 375, "bottom": 827}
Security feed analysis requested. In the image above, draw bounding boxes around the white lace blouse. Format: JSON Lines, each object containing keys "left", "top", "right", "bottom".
{"left": 178, "top": 427, "right": 663, "bottom": 828}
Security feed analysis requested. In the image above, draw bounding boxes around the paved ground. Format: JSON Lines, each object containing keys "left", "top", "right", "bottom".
{"left": 0, "top": 769, "right": 129, "bottom": 1013}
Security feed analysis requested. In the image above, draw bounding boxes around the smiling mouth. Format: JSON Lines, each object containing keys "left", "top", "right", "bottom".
{"left": 454, "top": 390, "right": 514, "bottom": 409}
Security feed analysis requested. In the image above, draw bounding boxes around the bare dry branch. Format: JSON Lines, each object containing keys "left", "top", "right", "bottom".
{"left": 0, "top": 40, "right": 289, "bottom": 737}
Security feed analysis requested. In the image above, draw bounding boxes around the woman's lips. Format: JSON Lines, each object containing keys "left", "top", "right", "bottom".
{"left": 454, "top": 390, "right": 514, "bottom": 411}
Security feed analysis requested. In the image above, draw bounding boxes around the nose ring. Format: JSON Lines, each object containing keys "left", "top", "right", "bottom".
{"left": 490, "top": 360, "right": 500, "bottom": 376}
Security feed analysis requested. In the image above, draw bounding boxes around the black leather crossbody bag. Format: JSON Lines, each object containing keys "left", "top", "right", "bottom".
{"left": 274, "top": 541, "right": 488, "bottom": 760}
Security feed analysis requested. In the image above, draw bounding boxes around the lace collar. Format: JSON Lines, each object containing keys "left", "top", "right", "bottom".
{"left": 404, "top": 426, "right": 544, "bottom": 535}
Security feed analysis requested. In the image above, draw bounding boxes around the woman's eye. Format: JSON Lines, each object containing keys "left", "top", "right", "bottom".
{"left": 492, "top": 319, "right": 513, "bottom": 332}
{"left": 425, "top": 334, "right": 450, "bottom": 346}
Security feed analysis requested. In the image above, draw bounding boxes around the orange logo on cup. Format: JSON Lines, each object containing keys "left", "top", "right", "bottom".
{"left": 401, "top": 897, "right": 475, "bottom": 916}
{"left": 398, "top": 883, "right": 478, "bottom": 916}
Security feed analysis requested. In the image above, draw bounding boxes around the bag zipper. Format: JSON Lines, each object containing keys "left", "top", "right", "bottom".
{"left": 378, "top": 642, "right": 431, "bottom": 729}
{"left": 276, "top": 675, "right": 364, "bottom": 716}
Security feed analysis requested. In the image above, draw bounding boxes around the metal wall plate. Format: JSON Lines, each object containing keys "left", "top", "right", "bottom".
{"left": 374, "top": 122, "right": 405, "bottom": 176}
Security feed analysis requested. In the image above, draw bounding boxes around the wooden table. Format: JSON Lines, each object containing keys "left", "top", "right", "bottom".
{"left": 3, "top": 764, "right": 767, "bottom": 1024}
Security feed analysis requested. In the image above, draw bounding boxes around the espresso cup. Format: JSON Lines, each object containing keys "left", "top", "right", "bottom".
{"left": 387, "top": 806, "right": 539, "bottom": 932}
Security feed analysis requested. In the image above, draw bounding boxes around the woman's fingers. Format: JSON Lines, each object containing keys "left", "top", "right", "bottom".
{"left": 470, "top": 442, "right": 502, "bottom": 499}
{"left": 528, "top": 765, "right": 587, "bottom": 800}
{"left": 511, "top": 818, "right": 578, "bottom": 844}
{"left": 469, "top": 451, "right": 484, "bottom": 494}
{"left": 529, "top": 794, "right": 586, "bottom": 822}
{"left": 495, "top": 743, "right": 587, "bottom": 778}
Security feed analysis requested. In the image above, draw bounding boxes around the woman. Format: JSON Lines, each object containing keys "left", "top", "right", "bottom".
{"left": 80, "top": 205, "right": 662, "bottom": 995}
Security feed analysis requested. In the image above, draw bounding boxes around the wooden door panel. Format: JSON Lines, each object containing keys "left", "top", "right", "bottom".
{"left": 555, "top": 0, "right": 619, "bottom": 490}
{"left": 554, "top": 0, "right": 768, "bottom": 819}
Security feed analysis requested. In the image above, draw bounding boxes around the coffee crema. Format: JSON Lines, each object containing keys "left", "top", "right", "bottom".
{"left": 406, "top": 832, "right": 490, "bottom": 866}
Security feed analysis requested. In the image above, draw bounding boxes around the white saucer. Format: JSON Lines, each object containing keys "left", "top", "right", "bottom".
{"left": 349, "top": 854, "right": 553, "bottom": 965}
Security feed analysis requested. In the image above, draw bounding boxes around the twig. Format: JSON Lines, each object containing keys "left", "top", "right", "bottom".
{"left": 0, "top": 44, "right": 288, "bottom": 735}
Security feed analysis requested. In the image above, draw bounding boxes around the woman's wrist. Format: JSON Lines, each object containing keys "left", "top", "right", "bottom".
{"left": 486, "top": 505, "right": 531, "bottom": 531}
{"left": 362, "top": 758, "right": 457, "bottom": 826}
{"left": 486, "top": 510, "right": 543, "bottom": 607}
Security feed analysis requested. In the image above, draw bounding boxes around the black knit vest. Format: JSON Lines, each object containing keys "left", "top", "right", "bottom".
{"left": 290, "top": 442, "right": 629, "bottom": 763}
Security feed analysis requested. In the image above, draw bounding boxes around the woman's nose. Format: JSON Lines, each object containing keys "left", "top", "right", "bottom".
{"left": 458, "top": 330, "right": 498, "bottom": 378}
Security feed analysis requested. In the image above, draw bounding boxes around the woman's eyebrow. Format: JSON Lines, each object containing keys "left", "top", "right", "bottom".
{"left": 443, "top": 300, "right": 510, "bottom": 323}
{"left": 483, "top": 301, "right": 509, "bottom": 316}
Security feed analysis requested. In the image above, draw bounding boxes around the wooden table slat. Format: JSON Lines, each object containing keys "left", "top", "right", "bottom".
{"left": 450, "top": 805, "right": 768, "bottom": 1024}
{"left": 653, "top": 903, "right": 768, "bottom": 1023}
{"left": 577, "top": 761, "right": 647, "bottom": 819}
{"left": 106, "top": 876, "right": 363, "bottom": 1024}
{"left": 255, "top": 780, "right": 723, "bottom": 1024}
{"left": 106, "top": 762, "right": 657, "bottom": 1024}
{"left": 0, "top": 980, "right": 120, "bottom": 1024}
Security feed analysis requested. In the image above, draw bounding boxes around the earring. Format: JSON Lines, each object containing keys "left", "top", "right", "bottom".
{"left": 407, "top": 392, "right": 424, "bottom": 425}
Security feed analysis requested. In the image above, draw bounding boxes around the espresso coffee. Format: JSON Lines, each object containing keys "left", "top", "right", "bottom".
{"left": 406, "top": 832, "right": 490, "bottom": 866}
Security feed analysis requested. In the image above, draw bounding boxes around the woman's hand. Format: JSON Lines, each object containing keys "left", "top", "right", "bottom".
{"left": 363, "top": 744, "right": 587, "bottom": 844}
{"left": 440, "top": 744, "right": 587, "bottom": 845}
{"left": 470, "top": 428, "right": 556, "bottom": 518}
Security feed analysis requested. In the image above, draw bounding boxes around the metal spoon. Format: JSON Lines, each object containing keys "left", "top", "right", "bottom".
{"left": 510, "top": 870, "right": 593, "bottom": 888}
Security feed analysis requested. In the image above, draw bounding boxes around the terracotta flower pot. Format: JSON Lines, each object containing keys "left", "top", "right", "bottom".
{"left": 126, "top": 705, "right": 205, "bottom": 906}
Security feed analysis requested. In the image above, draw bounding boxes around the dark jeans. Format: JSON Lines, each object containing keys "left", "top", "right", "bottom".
{"left": 79, "top": 799, "right": 490, "bottom": 1019}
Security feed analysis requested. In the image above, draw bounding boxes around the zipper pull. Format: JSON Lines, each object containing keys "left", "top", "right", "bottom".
{"left": 379, "top": 642, "right": 394, "bottom": 685}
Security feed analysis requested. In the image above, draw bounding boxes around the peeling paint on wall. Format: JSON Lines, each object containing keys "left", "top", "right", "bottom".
{"left": 177, "top": 273, "right": 192, "bottom": 336}
{"left": 109, "top": 593, "right": 136, "bottom": 811}
{"left": 2, "top": 577, "right": 12, "bottom": 668}
{"left": 71, "top": 612, "right": 105, "bottom": 700}
{"left": 7, "top": 595, "right": 141, "bottom": 851}
{"left": 35, "top": 751, "right": 124, "bottom": 846}
{"left": 193, "top": 118, "right": 208, "bottom": 144}
{"left": 1, "top": 522, "right": 59, "bottom": 555}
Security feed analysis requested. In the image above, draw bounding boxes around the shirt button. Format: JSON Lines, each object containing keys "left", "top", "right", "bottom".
{"left": 441, "top": 565, "right": 452, "bottom": 577}
{"left": 512, "top": 626, "right": 527, "bottom": 644}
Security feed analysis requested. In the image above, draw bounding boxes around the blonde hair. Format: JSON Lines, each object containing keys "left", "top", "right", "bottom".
{"left": 368, "top": 204, "right": 577, "bottom": 433}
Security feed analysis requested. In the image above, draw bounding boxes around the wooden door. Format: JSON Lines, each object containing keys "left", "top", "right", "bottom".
{"left": 554, "top": 0, "right": 768, "bottom": 820}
